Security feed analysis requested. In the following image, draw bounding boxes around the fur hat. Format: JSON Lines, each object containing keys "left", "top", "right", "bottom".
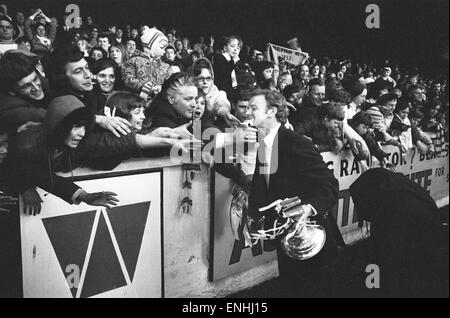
{"left": 140, "top": 27, "right": 168, "bottom": 51}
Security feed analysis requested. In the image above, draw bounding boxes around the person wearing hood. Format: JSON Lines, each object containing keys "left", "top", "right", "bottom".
{"left": 5, "top": 95, "right": 195, "bottom": 215}
{"left": 121, "top": 27, "right": 170, "bottom": 100}
{"left": 349, "top": 168, "right": 444, "bottom": 297}
{"left": 4, "top": 95, "right": 118, "bottom": 214}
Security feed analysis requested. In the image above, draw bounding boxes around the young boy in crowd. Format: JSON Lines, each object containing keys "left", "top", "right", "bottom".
{"left": 366, "top": 92, "right": 407, "bottom": 153}
{"left": 350, "top": 111, "right": 394, "bottom": 170}
{"left": 409, "top": 109, "right": 434, "bottom": 154}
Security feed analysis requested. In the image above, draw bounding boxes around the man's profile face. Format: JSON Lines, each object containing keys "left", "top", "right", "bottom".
{"left": 13, "top": 71, "right": 45, "bottom": 101}
{"left": 250, "top": 95, "right": 272, "bottom": 128}
{"left": 411, "top": 88, "right": 423, "bottom": 102}
{"left": 309, "top": 85, "right": 325, "bottom": 107}
{"left": 65, "top": 58, "right": 93, "bottom": 93}
{"left": 170, "top": 85, "right": 198, "bottom": 119}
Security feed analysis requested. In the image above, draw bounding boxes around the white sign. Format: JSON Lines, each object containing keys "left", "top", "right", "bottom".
{"left": 266, "top": 43, "right": 309, "bottom": 66}
{"left": 20, "top": 172, "right": 162, "bottom": 298}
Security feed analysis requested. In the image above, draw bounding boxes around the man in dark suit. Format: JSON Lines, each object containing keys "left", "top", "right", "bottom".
{"left": 247, "top": 89, "right": 344, "bottom": 297}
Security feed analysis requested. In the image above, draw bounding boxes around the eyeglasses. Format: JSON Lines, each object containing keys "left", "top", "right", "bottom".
{"left": 195, "top": 76, "right": 213, "bottom": 83}
{"left": 0, "top": 25, "right": 13, "bottom": 30}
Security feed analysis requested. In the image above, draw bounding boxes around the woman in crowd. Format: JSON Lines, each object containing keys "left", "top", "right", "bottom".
{"left": 192, "top": 57, "right": 240, "bottom": 127}
{"left": 253, "top": 60, "right": 278, "bottom": 90}
{"left": 109, "top": 43, "right": 127, "bottom": 68}
{"left": 105, "top": 91, "right": 147, "bottom": 133}
{"left": 87, "top": 58, "right": 120, "bottom": 114}
{"left": 343, "top": 78, "right": 367, "bottom": 120}
{"left": 76, "top": 39, "right": 91, "bottom": 58}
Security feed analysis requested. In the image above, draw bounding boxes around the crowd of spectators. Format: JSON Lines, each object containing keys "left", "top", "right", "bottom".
{"left": 0, "top": 4, "right": 448, "bottom": 213}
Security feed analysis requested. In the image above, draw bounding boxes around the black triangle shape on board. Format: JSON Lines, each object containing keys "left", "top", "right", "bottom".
{"left": 80, "top": 211, "right": 127, "bottom": 298}
{"left": 107, "top": 201, "right": 151, "bottom": 281}
{"left": 42, "top": 210, "right": 97, "bottom": 298}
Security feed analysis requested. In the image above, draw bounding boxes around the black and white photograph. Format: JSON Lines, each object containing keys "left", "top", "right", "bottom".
{"left": 0, "top": 0, "right": 448, "bottom": 301}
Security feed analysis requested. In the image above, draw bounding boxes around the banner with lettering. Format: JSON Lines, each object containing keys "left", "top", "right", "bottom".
{"left": 322, "top": 144, "right": 449, "bottom": 244}
{"left": 20, "top": 172, "right": 162, "bottom": 298}
{"left": 266, "top": 43, "right": 309, "bottom": 66}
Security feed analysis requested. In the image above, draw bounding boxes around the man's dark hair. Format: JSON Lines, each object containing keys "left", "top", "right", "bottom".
{"left": 0, "top": 51, "right": 38, "bottom": 93}
{"left": 230, "top": 86, "right": 252, "bottom": 105}
{"left": 98, "top": 32, "right": 110, "bottom": 41}
{"left": 377, "top": 92, "right": 397, "bottom": 106}
{"left": 308, "top": 78, "right": 325, "bottom": 89}
{"left": 46, "top": 46, "right": 85, "bottom": 94}
{"left": 90, "top": 58, "right": 116, "bottom": 75}
{"left": 327, "top": 87, "right": 351, "bottom": 104}
{"left": 317, "top": 101, "right": 346, "bottom": 121}
{"left": 351, "top": 111, "right": 373, "bottom": 127}
{"left": 409, "top": 109, "right": 424, "bottom": 120}
{"left": 394, "top": 100, "right": 410, "bottom": 113}
{"left": 250, "top": 89, "right": 289, "bottom": 123}
{"left": 0, "top": 15, "right": 13, "bottom": 26}
{"left": 165, "top": 45, "right": 175, "bottom": 52}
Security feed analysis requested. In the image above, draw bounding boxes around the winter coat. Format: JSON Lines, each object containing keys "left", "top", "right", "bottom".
{"left": 4, "top": 95, "right": 140, "bottom": 203}
{"left": 212, "top": 53, "right": 237, "bottom": 98}
{"left": 121, "top": 50, "right": 169, "bottom": 94}
{"left": 0, "top": 92, "right": 47, "bottom": 135}
{"left": 24, "top": 18, "right": 57, "bottom": 58}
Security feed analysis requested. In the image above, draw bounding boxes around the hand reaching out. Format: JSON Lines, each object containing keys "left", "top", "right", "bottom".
{"left": 21, "top": 188, "right": 42, "bottom": 215}
{"left": 78, "top": 191, "right": 119, "bottom": 209}
{"left": 0, "top": 193, "right": 17, "bottom": 213}
{"left": 97, "top": 115, "right": 132, "bottom": 137}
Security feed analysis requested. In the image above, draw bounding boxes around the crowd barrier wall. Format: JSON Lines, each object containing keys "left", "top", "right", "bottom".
{"left": 17, "top": 137, "right": 448, "bottom": 297}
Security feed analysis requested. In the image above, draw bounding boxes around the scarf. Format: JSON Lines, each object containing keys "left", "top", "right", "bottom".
{"left": 36, "top": 35, "right": 51, "bottom": 47}
{"left": 178, "top": 163, "right": 202, "bottom": 215}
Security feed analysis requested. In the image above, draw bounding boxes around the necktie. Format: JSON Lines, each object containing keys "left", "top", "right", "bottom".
{"left": 258, "top": 140, "right": 270, "bottom": 188}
